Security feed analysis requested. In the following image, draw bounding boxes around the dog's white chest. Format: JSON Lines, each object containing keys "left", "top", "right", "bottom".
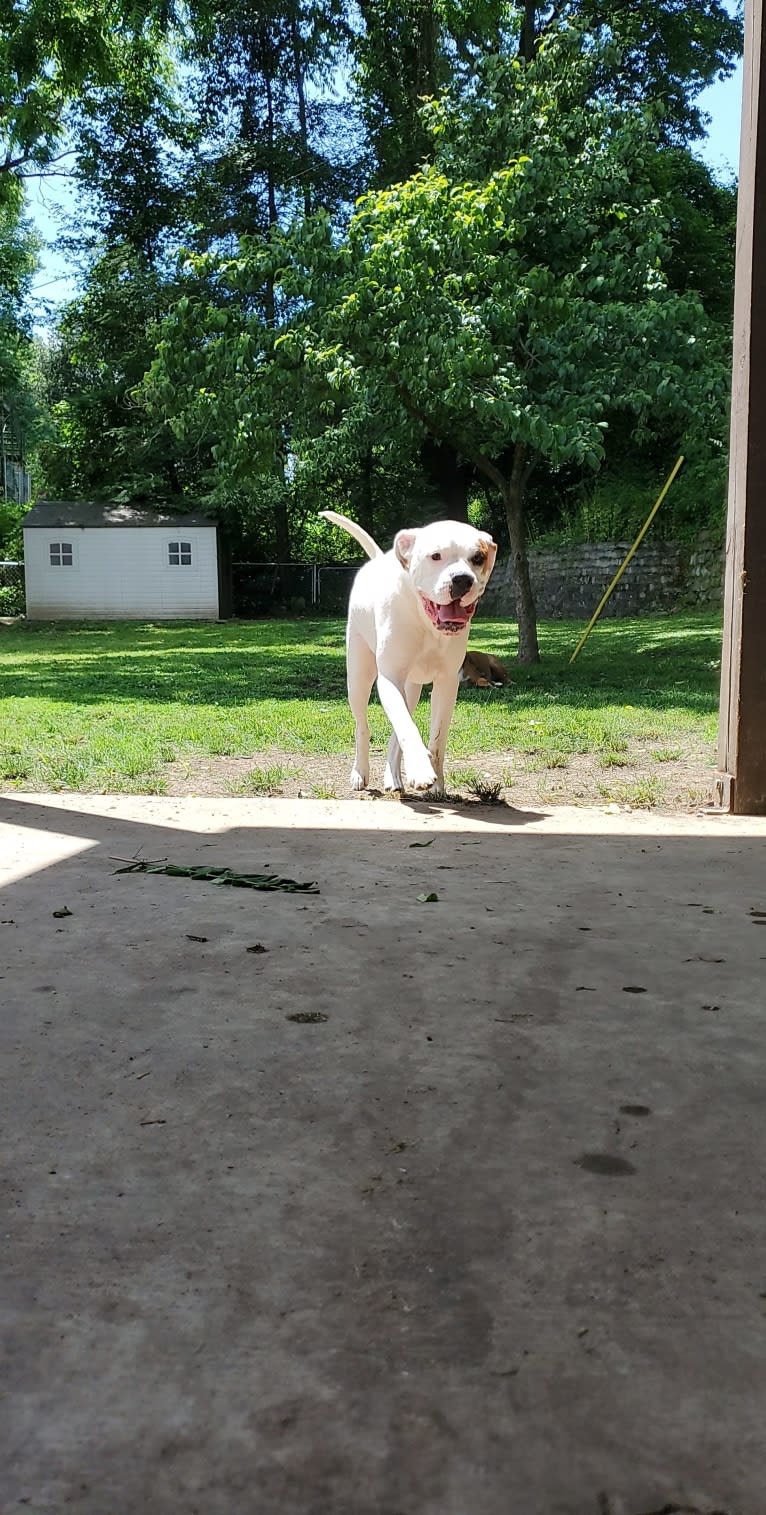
{"left": 406, "top": 631, "right": 466, "bottom": 686}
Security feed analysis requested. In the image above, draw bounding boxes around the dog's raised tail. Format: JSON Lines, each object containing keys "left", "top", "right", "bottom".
{"left": 319, "top": 510, "right": 382, "bottom": 560}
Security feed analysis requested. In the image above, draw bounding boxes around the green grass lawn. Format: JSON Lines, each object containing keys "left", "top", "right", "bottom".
{"left": 0, "top": 612, "right": 722, "bottom": 802}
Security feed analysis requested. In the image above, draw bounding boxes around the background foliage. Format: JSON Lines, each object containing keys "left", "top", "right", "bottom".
{"left": 0, "top": 0, "right": 742, "bottom": 648}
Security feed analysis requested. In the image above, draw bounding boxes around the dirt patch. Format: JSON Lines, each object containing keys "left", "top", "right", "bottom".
{"left": 163, "top": 738, "right": 714, "bottom": 812}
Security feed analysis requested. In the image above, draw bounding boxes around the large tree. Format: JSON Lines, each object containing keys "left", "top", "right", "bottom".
{"left": 147, "top": 31, "right": 724, "bottom": 659}
{"left": 38, "top": 0, "right": 740, "bottom": 566}
{"left": 0, "top": 0, "right": 173, "bottom": 210}
{"left": 0, "top": 197, "right": 41, "bottom": 487}
{"left": 36, "top": 244, "right": 194, "bottom": 501}
{"left": 349, "top": 0, "right": 743, "bottom": 187}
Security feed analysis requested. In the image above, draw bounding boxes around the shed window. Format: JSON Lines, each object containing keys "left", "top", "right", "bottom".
{"left": 50, "top": 542, "right": 73, "bottom": 567}
{"left": 168, "top": 540, "right": 192, "bottom": 566}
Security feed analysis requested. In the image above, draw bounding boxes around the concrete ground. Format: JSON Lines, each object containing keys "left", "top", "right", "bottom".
{"left": 2, "top": 792, "right": 766, "bottom": 1515}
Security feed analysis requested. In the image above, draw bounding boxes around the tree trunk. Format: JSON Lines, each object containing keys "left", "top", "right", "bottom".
{"left": 274, "top": 489, "right": 291, "bottom": 562}
{"left": 264, "top": 68, "right": 278, "bottom": 228}
{"left": 290, "top": 12, "right": 311, "bottom": 217}
{"left": 519, "top": 0, "right": 536, "bottom": 62}
{"left": 357, "top": 448, "right": 375, "bottom": 539}
{"left": 502, "top": 442, "right": 540, "bottom": 664}
{"left": 420, "top": 436, "right": 471, "bottom": 519}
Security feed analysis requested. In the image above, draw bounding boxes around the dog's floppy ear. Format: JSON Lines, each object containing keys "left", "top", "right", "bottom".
{"left": 394, "top": 528, "right": 418, "bottom": 568}
{"left": 479, "top": 531, "right": 498, "bottom": 573}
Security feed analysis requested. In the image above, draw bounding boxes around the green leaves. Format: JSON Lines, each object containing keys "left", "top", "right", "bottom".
{"left": 129, "top": 8, "right": 730, "bottom": 592}
{"left": 114, "top": 860, "right": 320, "bottom": 892}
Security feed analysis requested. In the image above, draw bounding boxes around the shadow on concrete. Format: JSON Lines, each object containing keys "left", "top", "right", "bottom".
{"left": 1, "top": 793, "right": 763, "bottom": 1515}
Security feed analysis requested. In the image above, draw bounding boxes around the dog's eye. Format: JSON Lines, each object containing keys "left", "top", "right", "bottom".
{"left": 430, "top": 552, "right": 442, "bottom": 562}
{"left": 471, "top": 552, "right": 485, "bottom": 566}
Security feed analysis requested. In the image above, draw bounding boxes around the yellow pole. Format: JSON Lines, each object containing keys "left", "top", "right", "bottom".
{"left": 569, "top": 455, "right": 685, "bottom": 665}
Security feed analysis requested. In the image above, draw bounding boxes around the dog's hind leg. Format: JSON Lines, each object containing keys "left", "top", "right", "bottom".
{"left": 383, "top": 681, "right": 422, "bottom": 791}
{"left": 347, "top": 637, "right": 376, "bottom": 790}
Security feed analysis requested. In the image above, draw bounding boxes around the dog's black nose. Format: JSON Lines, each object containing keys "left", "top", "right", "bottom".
{"left": 450, "top": 572, "right": 474, "bottom": 597}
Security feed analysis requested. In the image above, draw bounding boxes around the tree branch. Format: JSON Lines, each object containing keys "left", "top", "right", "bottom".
{"left": 392, "top": 375, "right": 508, "bottom": 494}
{"left": 518, "top": 0, "right": 537, "bottom": 63}
{"left": 19, "top": 168, "right": 75, "bottom": 180}
{"left": 517, "top": 0, "right": 571, "bottom": 60}
{"left": 2, "top": 147, "right": 75, "bottom": 174}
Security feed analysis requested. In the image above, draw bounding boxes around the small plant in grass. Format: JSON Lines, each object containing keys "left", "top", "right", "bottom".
{"left": 449, "top": 766, "right": 503, "bottom": 802}
{"left": 544, "top": 752, "right": 569, "bottom": 770}
{"left": 519, "top": 755, "right": 546, "bottom": 774}
{"left": 114, "top": 774, "right": 168, "bottom": 795}
{"left": 652, "top": 746, "right": 682, "bottom": 763}
{"left": 311, "top": 784, "right": 337, "bottom": 799}
{"left": 599, "top": 751, "right": 631, "bottom": 769}
{"left": 449, "top": 766, "right": 482, "bottom": 789}
{"left": 236, "top": 765, "right": 292, "bottom": 795}
{"left": 470, "top": 778, "right": 503, "bottom": 803}
{"left": 0, "top": 747, "right": 30, "bottom": 780}
{"left": 683, "top": 785, "right": 710, "bottom": 808}
{"left": 598, "top": 777, "right": 663, "bottom": 809}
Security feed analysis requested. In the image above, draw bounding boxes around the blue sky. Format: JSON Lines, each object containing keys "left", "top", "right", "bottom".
{"left": 26, "top": 59, "right": 743, "bottom": 320}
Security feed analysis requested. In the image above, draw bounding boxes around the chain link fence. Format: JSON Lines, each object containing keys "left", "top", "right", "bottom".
{"left": 232, "top": 562, "right": 357, "bottom": 617}
{"left": 0, "top": 560, "right": 357, "bottom": 619}
{"left": 0, "top": 561, "right": 25, "bottom": 615}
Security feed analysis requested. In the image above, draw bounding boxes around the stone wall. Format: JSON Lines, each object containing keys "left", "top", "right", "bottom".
{"left": 684, "top": 533, "right": 725, "bottom": 609}
{"left": 482, "top": 533, "right": 724, "bottom": 619}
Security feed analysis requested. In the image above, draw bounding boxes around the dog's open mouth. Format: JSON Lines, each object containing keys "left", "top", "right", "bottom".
{"left": 421, "top": 595, "right": 478, "bottom": 634}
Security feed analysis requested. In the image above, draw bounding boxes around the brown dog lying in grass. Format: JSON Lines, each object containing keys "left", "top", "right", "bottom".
{"left": 460, "top": 650, "right": 509, "bottom": 688}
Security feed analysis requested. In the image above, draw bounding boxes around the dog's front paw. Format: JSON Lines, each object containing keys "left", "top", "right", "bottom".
{"left": 350, "top": 767, "right": 369, "bottom": 791}
{"left": 405, "top": 754, "right": 438, "bottom": 791}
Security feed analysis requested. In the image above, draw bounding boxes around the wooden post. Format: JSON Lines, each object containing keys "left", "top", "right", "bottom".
{"left": 715, "top": 0, "right": 766, "bottom": 813}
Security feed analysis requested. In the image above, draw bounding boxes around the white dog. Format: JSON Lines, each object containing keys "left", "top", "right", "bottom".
{"left": 320, "top": 510, "right": 497, "bottom": 794}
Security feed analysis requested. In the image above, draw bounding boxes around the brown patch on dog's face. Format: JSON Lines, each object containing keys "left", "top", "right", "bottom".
{"left": 469, "top": 533, "right": 497, "bottom": 582}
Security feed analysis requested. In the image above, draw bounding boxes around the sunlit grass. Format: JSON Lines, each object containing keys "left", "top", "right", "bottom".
{"left": 0, "top": 612, "right": 721, "bottom": 794}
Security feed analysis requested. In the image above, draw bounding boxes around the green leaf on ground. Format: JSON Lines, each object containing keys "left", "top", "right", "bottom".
{"left": 115, "top": 861, "right": 319, "bottom": 893}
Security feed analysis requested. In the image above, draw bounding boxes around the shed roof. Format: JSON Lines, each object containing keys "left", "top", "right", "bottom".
{"left": 22, "top": 501, "right": 217, "bottom": 531}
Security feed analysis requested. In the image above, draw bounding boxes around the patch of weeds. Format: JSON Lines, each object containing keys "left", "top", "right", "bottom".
{"left": 598, "top": 776, "right": 663, "bottom": 809}
{"left": 520, "top": 755, "right": 545, "bottom": 774}
{"left": 40, "top": 753, "right": 98, "bottom": 790}
{"left": 311, "top": 784, "right": 337, "bottom": 799}
{"left": 470, "top": 776, "right": 503, "bottom": 802}
{"left": 0, "top": 747, "right": 30, "bottom": 780}
{"left": 682, "top": 784, "right": 710, "bottom": 808}
{"left": 599, "top": 751, "right": 631, "bottom": 769}
{"left": 543, "top": 751, "right": 569, "bottom": 770}
{"left": 471, "top": 778, "right": 503, "bottom": 802}
{"left": 651, "top": 746, "right": 682, "bottom": 763}
{"left": 597, "top": 731, "right": 629, "bottom": 754}
{"left": 235, "top": 764, "right": 292, "bottom": 796}
{"left": 449, "top": 766, "right": 482, "bottom": 788}
{"left": 118, "top": 774, "right": 168, "bottom": 795}
{"left": 449, "top": 766, "right": 503, "bottom": 802}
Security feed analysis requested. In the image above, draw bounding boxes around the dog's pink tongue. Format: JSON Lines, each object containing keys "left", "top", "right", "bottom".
{"left": 436, "top": 599, "right": 471, "bottom": 624}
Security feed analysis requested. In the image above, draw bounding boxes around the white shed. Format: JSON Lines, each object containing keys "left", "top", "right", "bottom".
{"left": 22, "top": 501, "right": 230, "bottom": 621}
